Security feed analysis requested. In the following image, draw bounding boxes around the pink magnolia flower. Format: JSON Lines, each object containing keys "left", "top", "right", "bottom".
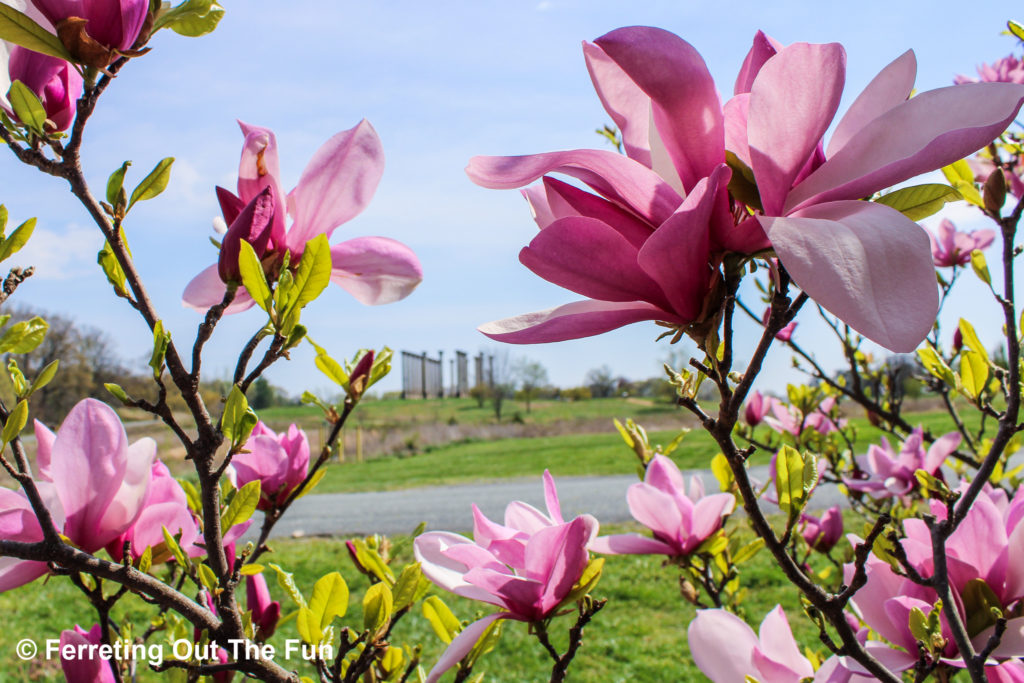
{"left": 844, "top": 428, "right": 960, "bottom": 500}
{"left": 5, "top": 46, "right": 82, "bottom": 131}
{"left": 687, "top": 606, "right": 815, "bottom": 682}
{"left": 229, "top": 421, "right": 310, "bottom": 510}
{"left": 590, "top": 454, "right": 734, "bottom": 556}
{"left": 744, "top": 390, "right": 774, "bottom": 427}
{"left": 839, "top": 485, "right": 1024, "bottom": 676}
{"left": 246, "top": 573, "right": 281, "bottom": 639}
{"left": 414, "top": 471, "right": 597, "bottom": 683}
{"left": 470, "top": 27, "right": 1024, "bottom": 352}
{"left": 106, "top": 460, "right": 201, "bottom": 563}
{"left": 31, "top": 0, "right": 148, "bottom": 53}
{"left": 800, "top": 505, "right": 843, "bottom": 553}
{"left": 928, "top": 218, "right": 996, "bottom": 268}
{"left": 183, "top": 121, "right": 422, "bottom": 314}
{"left": 60, "top": 624, "right": 116, "bottom": 683}
{"left": 765, "top": 396, "right": 842, "bottom": 436}
{"left": 955, "top": 55, "right": 1024, "bottom": 85}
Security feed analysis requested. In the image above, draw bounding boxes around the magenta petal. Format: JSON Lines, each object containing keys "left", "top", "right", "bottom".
{"left": 734, "top": 30, "right": 780, "bottom": 95}
{"left": 424, "top": 614, "right": 504, "bottom": 683}
{"left": 525, "top": 518, "right": 588, "bottom": 613}
{"left": 760, "top": 200, "right": 938, "bottom": 352}
{"left": 329, "top": 236, "right": 423, "bottom": 305}
{"left": 60, "top": 627, "right": 117, "bottom": 683}
{"left": 626, "top": 482, "right": 683, "bottom": 545}
{"left": 589, "top": 533, "right": 675, "bottom": 555}
{"left": 182, "top": 264, "right": 257, "bottom": 314}
{"left": 924, "top": 432, "right": 961, "bottom": 474}
{"left": 749, "top": 42, "right": 847, "bottom": 215}
{"left": 643, "top": 454, "right": 686, "bottom": 497}
{"left": 521, "top": 217, "right": 666, "bottom": 306}
{"left": 687, "top": 609, "right": 759, "bottom": 682}
{"left": 466, "top": 149, "right": 682, "bottom": 226}
{"left": 827, "top": 50, "right": 916, "bottom": 159}
{"left": 636, "top": 166, "right": 724, "bottom": 318}
{"left": 541, "top": 470, "right": 564, "bottom": 524}
{"left": 478, "top": 300, "right": 672, "bottom": 344}
{"left": 690, "top": 493, "right": 736, "bottom": 542}
{"left": 583, "top": 40, "right": 652, "bottom": 167}
{"left": 287, "top": 120, "right": 385, "bottom": 247}
{"left": 758, "top": 605, "right": 814, "bottom": 678}
{"left": 522, "top": 184, "right": 557, "bottom": 229}
{"left": 236, "top": 121, "right": 287, "bottom": 244}
{"left": 33, "top": 419, "right": 55, "bottom": 481}
{"left": 787, "top": 82, "right": 1024, "bottom": 212}
{"left": 413, "top": 532, "right": 498, "bottom": 603}
{"left": 595, "top": 26, "right": 724, "bottom": 193}
{"left": 723, "top": 94, "right": 752, "bottom": 168}
{"left": 539, "top": 176, "right": 653, "bottom": 249}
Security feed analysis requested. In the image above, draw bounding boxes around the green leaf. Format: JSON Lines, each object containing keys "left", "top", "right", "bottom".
{"left": 1009, "top": 19, "right": 1024, "bottom": 41}
{"left": 0, "top": 217, "right": 35, "bottom": 262}
{"left": 2, "top": 400, "right": 27, "bottom": 443}
{"left": 960, "top": 350, "right": 989, "bottom": 400}
{"left": 309, "top": 572, "right": 349, "bottom": 630}
{"left": 286, "top": 234, "right": 332, "bottom": 312}
{"left": 958, "top": 318, "right": 989, "bottom": 362}
{"left": 775, "top": 445, "right": 816, "bottom": 516}
{"left": 392, "top": 563, "right": 425, "bottom": 611}
{"left": 128, "top": 157, "right": 174, "bottom": 210}
{"left": 161, "top": 526, "right": 190, "bottom": 568}
{"left": 104, "top": 382, "right": 130, "bottom": 405}
{"left": 293, "top": 468, "right": 326, "bottom": 500}
{"left": 710, "top": 452, "right": 734, "bottom": 492}
{"left": 221, "top": 480, "right": 260, "bottom": 532}
{"left": 422, "top": 596, "right": 461, "bottom": 644}
{"left": 197, "top": 563, "right": 218, "bottom": 592}
{"left": 560, "top": 557, "right": 604, "bottom": 607}
{"left": 963, "top": 578, "right": 1003, "bottom": 637}
{"left": 238, "top": 240, "right": 272, "bottom": 311}
{"left": 26, "top": 359, "right": 58, "bottom": 397}
{"left": 149, "top": 320, "right": 170, "bottom": 377}
{"left": 362, "top": 582, "right": 393, "bottom": 634}
{"left": 970, "top": 249, "right": 991, "bottom": 286}
{"left": 873, "top": 183, "right": 963, "bottom": 221}
{"left": 296, "top": 607, "right": 322, "bottom": 645}
{"left": 465, "top": 618, "right": 503, "bottom": 668}
{"left": 153, "top": 0, "right": 225, "bottom": 37}
{"left": 350, "top": 539, "right": 395, "bottom": 584}
{"left": 269, "top": 563, "right": 307, "bottom": 609}
{"left": 917, "top": 346, "right": 956, "bottom": 386}
{"left": 221, "top": 385, "right": 250, "bottom": 444}
{"left": 97, "top": 241, "right": 128, "bottom": 297}
{"left": 309, "top": 339, "right": 349, "bottom": 387}
{"left": 106, "top": 161, "right": 131, "bottom": 206}
{"left": 179, "top": 479, "right": 202, "bottom": 514}
{"left": 0, "top": 316, "right": 47, "bottom": 354}
{"left": 0, "top": 5, "right": 72, "bottom": 61}
{"left": 239, "top": 564, "right": 264, "bottom": 576}
{"left": 941, "top": 160, "right": 984, "bottom": 207}
{"left": 733, "top": 537, "right": 765, "bottom": 565}
{"left": 138, "top": 546, "right": 153, "bottom": 575}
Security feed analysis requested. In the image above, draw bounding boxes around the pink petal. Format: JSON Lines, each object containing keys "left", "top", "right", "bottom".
{"left": 424, "top": 614, "right": 504, "bottom": 683}
{"left": 594, "top": 26, "right": 724, "bottom": 193}
{"left": 537, "top": 176, "right": 653, "bottom": 249}
{"left": 231, "top": 435, "right": 290, "bottom": 499}
{"left": 33, "top": 419, "right": 55, "bottom": 481}
{"left": 786, "top": 82, "right": 1024, "bottom": 213}
{"left": 60, "top": 627, "right": 117, "bottom": 683}
{"left": 723, "top": 94, "right": 752, "bottom": 167}
{"left": 636, "top": 166, "right": 724, "bottom": 318}
{"left": 413, "top": 532, "right": 497, "bottom": 604}
{"left": 236, "top": 122, "right": 287, "bottom": 246}
{"left": 287, "top": 119, "right": 385, "bottom": 248}
{"left": 827, "top": 50, "right": 916, "bottom": 158}
{"left": 466, "top": 149, "right": 682, "bottom": 227}
{"left": 689, "top": 493, "right": 736, "bottom": 543}
{"left": 524, "top": 518, "right": 589, "bottom": 613}
{"left": 757, "top": 605, "right": 814, "bottom": 678}
{"left": 522, "top": 184, "right": 557, "bottom": 229}
{"left": 329, "top": 236, "right": 423, "bottom": 305}
{"left": 181, "top": 264, "right": 257, "bottom": 314}
{"left": 521, "top": 217, "right": 667, "bottom": 307}
{"left": 478, "top": 300, "right": 673, "bottom": 344}
{"left": 687, "top": 609, "right": 759, "bottom": 682}
{"left": 760, "top": 200, "right": 938, "bottom": 352}
{"left": 748, "top": 42, "right": 846, "bottom": 215}
{"left": 504, "top": 501, "right": 554, "bottom": 535}
{"left": 95, "top": 436, "right": 155, "bottom": 544}
{"left": 924, "top": 432, "right": 961, "bottom": 474}
{"left": 582, "top": 40, "right": 652, "bottom": 167}
{"left": 542, "top": 470, "right": 564, "bottom": 524}
{"left": 643, "top": 454, "right": 686, "bottom": 496}
{"left": 626, "top": 482, "right": 684, "bottom": 547}
{"left": 589, "top": 533, "right": 675, "bottom": 555}
{"left": 734, "top": 31, "right": 780, "bottom": 95}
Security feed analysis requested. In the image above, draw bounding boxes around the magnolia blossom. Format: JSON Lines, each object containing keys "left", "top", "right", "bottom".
{"left": 183, "top": 121, "right": 422, "bottom": 314}
{"left": 247, "top": 573, "right": 281, "bottom": 639}
{"left": 470, "top": 27, "right": 1024, "bottom": 352}
{"left": 744, "top": 390, "right": 774, "bottom": 427}
{"left": 955, "top": 55, "right": 1024, "bottom": 85}
{"left": 765, "top": 396, "right": 842, "bottom": 436}
{"left": 6, "top": 46, "right": 82, "bottom": 131}
{"left": 801, "top": 505, "right": 843, "bottom": 553}
{"left": 230, "top": 421, "right": 310, "bottom": 510}
{"left": 591, "top": 454, "right": 734, "bottom": 556}
{"left": 837, "top": 485, "right": 1024, "bottom": 676}
{"left": 844, "top": 428, "right": 960, "bottom": 499}
{"left": 60, "top": 624, "right": 116, "bottom": 683}
{"left": 688, "top": 606, "right": 815, "bottom": 682}
{"left": 31, "top": 0, "right": 148, "bottom": 65}
{"left": 414, "top": 471, "right": 597, "bottom": 683}
{"left": 929, "top": 218, "right": 996, "bottom": 268}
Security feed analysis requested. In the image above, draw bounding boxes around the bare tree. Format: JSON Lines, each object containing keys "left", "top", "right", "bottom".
{"left": 514, "top": 357, "right": 548, "bottom": 413}
{"left": 585, "top": 364, "right": 617, "bottom": 398}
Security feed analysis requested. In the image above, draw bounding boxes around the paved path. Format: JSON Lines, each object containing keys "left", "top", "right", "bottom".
{"left": 255, "top": 466, "right": 845, "bottom": 539}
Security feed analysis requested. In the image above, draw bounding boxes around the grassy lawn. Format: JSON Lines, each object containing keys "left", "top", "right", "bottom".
{"left": 0, "top": 522, "right": 836, "bottom": 682}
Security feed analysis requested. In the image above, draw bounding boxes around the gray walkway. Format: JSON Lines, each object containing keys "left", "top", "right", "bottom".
{"left": 256, "top": 466, "right": 845, "bottom": 539}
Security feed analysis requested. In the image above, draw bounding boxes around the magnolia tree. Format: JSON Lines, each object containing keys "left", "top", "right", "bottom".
{"left": 2, "top": 2, "right": 1024, "bottom": 683}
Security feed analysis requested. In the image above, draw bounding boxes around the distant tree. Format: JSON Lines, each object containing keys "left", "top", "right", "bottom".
{"left": 513, "top": 358, "right": 548, "bottom": 413}
{"left": 250, "top": 377, "right": 277, "bottom": 410}
{"left": 585, "top": 365, "right": 617, "bottom": 398}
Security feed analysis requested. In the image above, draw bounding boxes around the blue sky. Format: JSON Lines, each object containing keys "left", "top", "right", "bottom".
{"left": 1, "top": 1, "right": 1018, "bottom": 398}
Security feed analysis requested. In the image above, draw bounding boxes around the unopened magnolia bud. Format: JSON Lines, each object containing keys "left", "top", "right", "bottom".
{"left": 984, "top": 167, "right": 1007, "bottom": 215}
{"left": 679, "top": 578, "right": 699, "bottom": 604}
{"left": 952, "top": 327, "right": 963, "bottom": 353}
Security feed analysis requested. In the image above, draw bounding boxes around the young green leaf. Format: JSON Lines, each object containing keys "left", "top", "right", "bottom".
{"left": 269, "top": 563, "right": 307, "bottom": 609}
{"left": 0, "top": 5, "right": 72, "bottom": 61}
{"left": 153, "top": 0, "right": 225, "bottom": 37}
{"left": 0, "top": 316, "right": 48, "bottom": 354}
{"left": 221, "top": 480, "right": 260, "bottom": 532}
{"left": 309, "top": 572, "right": 349, "bottom": 630}
{"left": 238, "top": 240, "right": 272, "bottom": 312}
{"left": 106, "top": 161, "right": 131, "bottom": 206}
{"left": 26, "top": 359, "right": 58, "bottom": 397}
{"left": 128, "top": 157, "right": 174, "bottom": 209}
{"left": 0, "top": 217, "right": 35, "bottom": 262}
{"left": 2, "top": 399, "right": 28, "bottom": 443}
{"left": 873, "top": 183, "right": 963, "bottom": 221}
{"left": 362, "top": 583, "right": 393, "bottom": 635}
{"left": 422, "top": 596, "right": 461, "bottom": 644}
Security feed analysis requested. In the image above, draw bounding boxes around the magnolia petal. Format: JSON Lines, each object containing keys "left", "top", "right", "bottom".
{"left": 525, "top": 518, "right": 589, "bottom": 613}
{"left": 643, "top": 454, "right": 686, "bottom": 497}
{"left": 478, "top": 300, "right": 672, "bottom": 344}
{"left": 723, "top": 94, "right": 752, "bottom": 168}
{"left": 521, "top": 216, "right": 667, "bottom": 306}
{"left": 626, "top": 482, "right": 684, "bottom": 547}
{"left": 734, "top": 30, "right": 780, "bottom": 95}
{"left": 827, "top": 50, "right": 916, "bottom": 159}
{"left": 287, "top": 119, "right": 385, "bottom": 247}
{"left": 538, "top": 176, "right": 653, "bottom": 249}
{"left": 972, "top": 617, "right": 1024, "bottom": 658}
{"left": 414, "top": 532, "right": 497, "bottom": 604}
{"left": 542, "top": 470, "right": 564, "bottom": 524}
{"left": 236, "top": 121, "right": 287, "bottom": 243}
{"left": 589, "top": 533, "right": 675, "bottom": 555}
{"left": 595, "top": 26, "right": 724, "bottom": 193}
{"left": 636, "top": 166, "right": 724, "bottom": 319}
{"left": 33, "top": 419, "right": 56, "bottom": 481}
{"left": 583, "top": 40, "right": 652, "bottom": 167}
{"left": 467, "top": 149, "right": 682, "bottom": 226}
{"left": 425, "top": 613, "right": 504, "bottom": 683}
{"left": 687, "top": 609, "right": 760, "bottom": 682}
{"left": 690, "top": 493, "right": 736, "bottom": 543}
{"left": 0, "top": 488, "right": 49, "bottom": 592}
{"left": 60, "top": 626, "right": 117, "bottom": 683}
{"left": 923, "top": 432, "right": 961, "bottom": 474}
{"left": 522, "top": 184, "right": 557, "bottom": 229}
{"left": 787, "top": 82, "right": 1024, "bottom": 213}
{"left": 181, "top": 264, "right": 257, "bottom": 314}
{"left": 329, "top": 236, "right": 423, "bottom": 305}
{"left": 94, "top": 436, "right": 155, "bottom": 549}
{"left": 758, "top": 605, "right": 814, "bottom": 678}
{"left": 749, "top": 42, "right": 846, "bottom": 216}
{"left": 760, "top": 200, "right": 937, "bottom": 352}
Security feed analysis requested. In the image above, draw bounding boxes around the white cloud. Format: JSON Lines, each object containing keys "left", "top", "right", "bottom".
{"left": 11, "top": 223, "right": 104, "bottom": 280}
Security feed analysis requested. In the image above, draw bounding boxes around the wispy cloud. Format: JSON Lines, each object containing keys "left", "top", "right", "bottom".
{"left": 11, "top": 224, "right": 103, "bottom": 280}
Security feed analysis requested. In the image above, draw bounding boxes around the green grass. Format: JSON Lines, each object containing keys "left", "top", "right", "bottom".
{"left": 0, "top": 521, "right": 834, "bottom": 682}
